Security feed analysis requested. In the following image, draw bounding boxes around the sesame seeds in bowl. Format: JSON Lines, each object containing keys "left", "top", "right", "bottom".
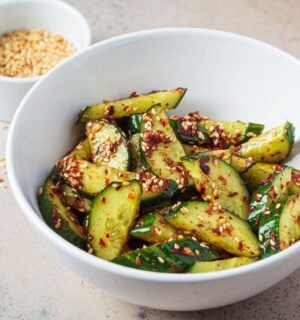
{"left": 0, "top": 29, "right": 77, "bottom": 78}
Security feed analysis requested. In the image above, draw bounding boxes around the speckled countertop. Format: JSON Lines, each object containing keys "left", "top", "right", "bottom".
{"left": 0, "top": 1, "right": 299, "bottom": 319}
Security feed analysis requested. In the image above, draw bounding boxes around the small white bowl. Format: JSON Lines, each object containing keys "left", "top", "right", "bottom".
{"left": 6, "top": 29, "right": 300, "bottom": 311}
{"left": 0, "top": 0, "right": 91, "bottom": 122}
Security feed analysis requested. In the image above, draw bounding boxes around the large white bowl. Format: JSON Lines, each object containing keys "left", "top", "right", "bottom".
{"left": 6, "top": 29, "right": 300, "bottom": 311}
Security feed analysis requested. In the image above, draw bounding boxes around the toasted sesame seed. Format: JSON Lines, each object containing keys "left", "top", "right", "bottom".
{"left": 270, "top": 239, "right": 276, "bottom": 246}
{"left": 258, "top": 234, "right": 263, "bottom": 241}
{"left": 0, "top": 29, "right": 77, "bottom": 78}
{"left": 276, "top": 203, "right": 281, "bottom": 209}
{"left": 157, "top": 256, "right": 165, "bottom": 264}
{"left": 174, "top": 243, "right": 180, "bottom": 250}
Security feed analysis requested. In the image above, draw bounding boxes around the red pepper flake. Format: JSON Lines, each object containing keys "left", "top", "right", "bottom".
{"left": 104, "top": 178, "right": 110, "bottom": 186}
{"left": 242, "top": 195, "right": 249, "bottom": 203}
{"left": 101, "top": 197, "right": 106, "bottom": 203}
{"left": 238, "top": 241, "right": 244, "bottom": 251}
{"left": 218, "top": 175, "right": 227, "bottom": 185}
{"left": 199, "top": 156, "right": 210, "bottom": 175}
{"left": 135, "top": 256, "right": 141, "bottom": 265}
{"left": 99, "top": 238, "right": 106, "bottom": 247}
{"left": 280, "top": 241, "right": 287, "bottom": 250}
{"left": 205, "top": 205, "right": 214, "bottom": 215}
{"left": 129, "top": 91, "right": 139, "bottom": 98}
{"left": 212, "top": 228, "right": 221, "bottom": 236}
{"left": 116, "top": 184, "right": 122, "bottom": 191}
{"left": 128, "top": 193, "right": 135, "bottom": 199}
{"left": 228, "top": 191, "right": 238, "bottom": 197}
{"left": 105, "top": 233, "right": 110, "bottom": 238}
{"left": 105, "top": 105, "right": 115, "bottom": 116}
{"left": 269, "top": 185, "right": 278, "bottom": 199}
{"left": 160, "top": 118, "right": 169, "bottom": 127}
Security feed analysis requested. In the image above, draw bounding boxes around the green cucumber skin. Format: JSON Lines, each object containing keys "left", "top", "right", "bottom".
{"left": 124, "top": 114, "right": 143, "bottom": 135}
{"left": 113, "top": 238, "right": 219, "bottom": 272}
{"left": 140, "top": 179, "right": 178, "bottom": 211}
{"left": 247, "top": 167, "right": 292, "bottom": 233}
{"left": 38, "top": 180, "right": 86, "bottom": 248}
{"left": 240, "top": 123, "right": 265, "bottom": 144}
{"left": 169, "top": 118, "right": 210, "bottom": 146}
{"left": 258, "top": 203, "right": 282, "bottom": 258}
{"left": 130, "top": 209, "right": 177, "bottom": 243}
{"left": 247, "top": 181, "right": 272, "bottom": 233}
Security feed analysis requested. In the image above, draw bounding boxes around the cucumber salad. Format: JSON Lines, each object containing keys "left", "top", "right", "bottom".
{"left": 38, "top": 88, "right": 300, "bottom": 273}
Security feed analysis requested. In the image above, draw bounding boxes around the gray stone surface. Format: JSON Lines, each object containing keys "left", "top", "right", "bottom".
{"left": 1, "top": 0, "right": 300, "bottom": 319}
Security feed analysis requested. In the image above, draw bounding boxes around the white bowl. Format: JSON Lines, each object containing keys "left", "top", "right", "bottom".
{"left": 0, "top": 0, "right": 91, "bottom": 122}
{"left": 6, "top": 29, "right": 300, "bottom": 311}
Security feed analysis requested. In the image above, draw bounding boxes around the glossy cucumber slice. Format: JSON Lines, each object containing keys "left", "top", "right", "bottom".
{"left": 165, "top": 201, "right": 260, "bottom": 257}
{"left": 139, "top": 105, "right": 191, "bottom": 187}
{"left": 232, "top": 122, "right": 295, "bottom": 163}
{"left": 88, "top": 180, "right": 142, "bottom": 260}
{"left": 38, "top": 179, "right": 86, "bottom": 248}
{"left": 189, "top": 257, "right": 256, "bottom": 273}
{"left": 57, "top": 156, "right": 136, "bottom": 196}
{"left": 258, "top": 194, "right": 300, "bottom": 257}
{"left": 61, "top": 184, "right": 92, "bottom": 213}
{"left": 86, "top": 120, "right": 130, "bottom": 170}
{"left": 113, "top": 237, "right": 219, "bottom": 272}
{"left": 231, "top": 155, "right": 254, "bottom": 173}
{"left": 78, "top": 88, "right": 186, "bottom": 122}
{"left": 242, "top": 162, "right": 284, "bottom": 192}
{"left": 182, "top": 155, "right": 249, "bottom": 220}
{"left": 247, "top": 167, "right": 292, "bottom": 232}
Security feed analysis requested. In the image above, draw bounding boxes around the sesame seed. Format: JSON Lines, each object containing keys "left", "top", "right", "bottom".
{"left": 276, "top": 203, "right": 281, "bottom": 209}
{"left": 157, "top": 256, "right": 165, "bottom": 264}
{"left": 258, "top": 234, "right": 263, "bottom": 241}
{"left": 270, "top": 239, "right": 276, "bottom": 246}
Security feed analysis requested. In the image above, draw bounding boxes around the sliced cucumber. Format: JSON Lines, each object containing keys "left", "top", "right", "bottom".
{"left": 131, "top": 209, "right": 177, "bottom": 243}
{"left": 248, "top": 167, "right": 292, "bottom": 232}
{"left": 86, "top": 120, "right": 130, "bottom": 170}
{"left": 165, "top": 201, "right": 260, "bottom": 257}
{"left": 189, "top": 257, "right": 256, "bottom": 273}
{"left": 139, "top": 105, "right": 190, "bottom": 186}
{"left": 88, "top": 180, "right": 141, "bottom": 260}
{"left": 113, "top": 237, "right": 219, "bottom": 272}
{"left": 231, "top": 155, "right": 254, "bottom": 173}
{"left": 169, "top": 118, "right": 210, "bottom": 146}
{"left": 38, "top": 179, "right": 86, "bottom": 248}
{"left": 232, "top": 122, "right": 295, "bottom": 163}
{"left": 61, "top": 184, "right": 92, "bottom": 213}
{"left": 78, "top": 88, "right": 187, "bottom": 122}
{"left": 258, "top": 194, "right": 300, "bottom": 257}
{"left": 242, "top": 162, "right": 284, "bottom": 192}
{"left": 57, "top": 156, "right": 136, "bottom": 196}
{"left": 69, "top": 138, "right": 91, "bottom": 160}
{"left": 182, "top": 155, "right": 249, "bottom": 220}
{"left": 202, "top": 119, "right": 264, "bottom": 148}
{"left": 129, "top": 133, "right": 144, "bottom": 172}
